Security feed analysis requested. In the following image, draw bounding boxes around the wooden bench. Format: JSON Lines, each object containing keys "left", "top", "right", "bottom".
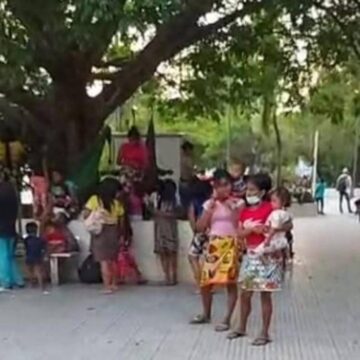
{"left": 50, "top": 252, "right": 78, "bottom": 286}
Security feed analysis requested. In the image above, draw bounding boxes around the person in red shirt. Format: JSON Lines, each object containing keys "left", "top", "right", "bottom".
{"left": 117, "top": 126, "right": 149, "bottom": 171}
{"left": 228, "top": 173, "right": 292, "bottom": 346}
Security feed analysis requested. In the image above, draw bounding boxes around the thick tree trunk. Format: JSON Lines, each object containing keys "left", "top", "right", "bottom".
{"left": 41, "top": 80, "right": 103, "bottom": 174}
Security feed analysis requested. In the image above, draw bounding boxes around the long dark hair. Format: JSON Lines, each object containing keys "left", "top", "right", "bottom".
{"left": 246, "top": 173, "right": 272, "bottom": 200}
{"left": 96, "top": 178, "right": 120, "bottom": 211}
{"left": 158, "top": 179, "right": 177, "bottom": 209}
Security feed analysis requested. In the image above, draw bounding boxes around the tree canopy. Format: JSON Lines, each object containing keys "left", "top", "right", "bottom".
{"left": 0, "top": 0, "right": 359, "bottom": 171}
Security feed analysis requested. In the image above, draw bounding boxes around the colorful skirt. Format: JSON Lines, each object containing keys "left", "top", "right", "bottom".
{"left": 200, "top": 236, "right": 239, "bottom": 287}
{"left": 239, "top": 250, "right": 284, "bottom": 292}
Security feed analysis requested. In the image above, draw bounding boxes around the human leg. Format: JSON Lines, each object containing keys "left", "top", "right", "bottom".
{"left": 159, "top": 253, "right": 171, "bottom": 284}
{"left": 169, "top": 252, "right": 178, "bottom": 285}
{"left": 188, "top": 255, "right": 201, "bottom": 286}
{"left": 215, "top": 283, "right": 238, "bottom": 332}
{"left": 252, "top": 292, "right": 273, "bottom": 345}
{"left": 100, "top": 261, "right": 112, "bottom": 293}
{"left": 34, "top": 264, "right": 45, "bottom": 290}
{"left": 191, "top": 285, "right": 213, "bottom": 323}
{"left": 344, "top": 192, "right": 352, "bottom": 213}
{"left": 339, "top": 192, "right": 344, "bottom": 213}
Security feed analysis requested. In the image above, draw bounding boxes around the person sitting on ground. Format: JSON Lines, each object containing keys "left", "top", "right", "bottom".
{"left": 315, "top": 177, "right": 326, "bottom": 215}
{"left": 23, "top": 222, "right": 47, "bottom": 292}
{"left": 154, "top": 179, "right": 179, "bottom": 286}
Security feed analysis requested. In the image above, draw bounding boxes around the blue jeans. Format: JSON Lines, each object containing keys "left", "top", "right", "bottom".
{"left": 0, "top": 237, "right": 24, "bottom": 289}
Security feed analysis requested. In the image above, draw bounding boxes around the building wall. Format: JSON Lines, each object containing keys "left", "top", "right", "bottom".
{"left": 112, "top": 134, "right": 183, "bottom": 183}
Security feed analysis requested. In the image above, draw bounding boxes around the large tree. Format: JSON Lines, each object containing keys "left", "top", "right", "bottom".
{"left": 0, "top": 0, "right": 359, "bottom": 170}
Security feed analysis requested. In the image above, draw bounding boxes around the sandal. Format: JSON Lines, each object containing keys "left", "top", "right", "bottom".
{"left": 215, "top": 323, "right": 230, "bottom": 332}
{"left": 190, "top": 314, "right": 211, "bottom": 325}
{"left": 252, "top": 337, "right": 272, "bottom": 346}
{"left": 227, "top": 331, "right": 246, "bottom": 340}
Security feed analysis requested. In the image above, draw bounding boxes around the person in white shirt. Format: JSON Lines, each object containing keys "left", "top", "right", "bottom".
{"left": 336, "top": 168, "right": 353, "bottom": 213}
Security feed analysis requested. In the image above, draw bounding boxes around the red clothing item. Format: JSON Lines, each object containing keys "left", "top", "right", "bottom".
{"left": 44, "top": 228, "right": 66, "bottom": 244}
{"left": 117, "top": 141, "right": 149, "bottom": 170}
{"left": 239, "top": 201, "right": 273, "bottom": 249}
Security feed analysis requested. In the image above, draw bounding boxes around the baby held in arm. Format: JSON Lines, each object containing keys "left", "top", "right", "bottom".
{"left": 251, "top": 188, "right": 293, "bottom": 256}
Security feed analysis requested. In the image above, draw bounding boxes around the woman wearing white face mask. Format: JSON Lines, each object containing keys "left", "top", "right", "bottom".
{"left": 228, "top": 173, "right": 292, "bottom": 346}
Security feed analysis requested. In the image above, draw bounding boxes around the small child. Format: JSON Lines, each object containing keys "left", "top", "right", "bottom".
{"left": 188, "top": 178, "right": 212, "bottom": 287}
{"left": 315, "top": 178, "right": 326, "bottom": 215}
{"left": 154, "top": 179, "right": 179, "bottom": 285}
{"left": 256, "top": 187, "right": 292, "bottom": 255}
{"left": 24, "top": 222, "right": 47, "bottom": 291}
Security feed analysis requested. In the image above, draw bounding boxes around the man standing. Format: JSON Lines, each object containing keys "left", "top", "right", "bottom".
{"left": 336, "top": 168, "right": 353, "bottom": 213}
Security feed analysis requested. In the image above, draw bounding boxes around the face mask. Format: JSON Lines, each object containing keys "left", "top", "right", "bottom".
{"left": 246, "top": 195, "right": 261, "bottom": 205}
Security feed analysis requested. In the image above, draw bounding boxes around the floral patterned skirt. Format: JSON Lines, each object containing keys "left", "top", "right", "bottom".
{"left": 239, "top": 250, "right": 284, "bottom": 292}
{"left": 200, "top": 236, "right": 239, "bottom": 287}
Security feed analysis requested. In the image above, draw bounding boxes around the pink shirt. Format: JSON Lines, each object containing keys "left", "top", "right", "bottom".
{"left": 203, "top": 199, "right": 240, "bottom": 237}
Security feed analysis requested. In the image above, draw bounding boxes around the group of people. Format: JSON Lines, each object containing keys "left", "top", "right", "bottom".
{"left": 183, "top": 165, "right": 293, "bottom": 346}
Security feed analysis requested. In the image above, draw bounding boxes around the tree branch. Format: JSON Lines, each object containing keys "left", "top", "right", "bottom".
{"left": 97, "top": 0, "right": 263, "bottom": 120}
{"left": 314, "top": 1, "right": 360, "bottom": 59}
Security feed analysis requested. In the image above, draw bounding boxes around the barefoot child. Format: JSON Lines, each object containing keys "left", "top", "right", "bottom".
{"left": 24, "top": 222, "right": 47, "bottom": 291}
{"left": 154, "top": 179, "right": 179, "bottom": 285}
{"left": 188, "top": 178, "right": 212, "bottom": 288}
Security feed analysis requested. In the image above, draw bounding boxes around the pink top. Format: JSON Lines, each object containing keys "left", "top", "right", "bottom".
{"left": 203, "top": 199, "right": 241, "bottom": 237}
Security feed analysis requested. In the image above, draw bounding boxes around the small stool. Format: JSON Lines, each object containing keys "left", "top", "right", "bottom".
{"left": 50, "top": 252, "right": 78, "bottom": 285}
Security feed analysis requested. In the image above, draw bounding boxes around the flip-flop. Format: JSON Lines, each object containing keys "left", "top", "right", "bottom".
{"left": 215, "top": 323, "right": 230, "bottom": 332}
{"left": 252, "top": 337, "right": 272, "bottom": 346}
{"left": 227, "top": 331, "right": 247, "bottom": 340}
{"left": 190, "top": 314, "right": 211, "bottom": 325}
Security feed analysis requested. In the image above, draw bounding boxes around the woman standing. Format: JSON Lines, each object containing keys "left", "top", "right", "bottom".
{"left": 0, "top": 179, "right": 24, "bottom": 290}
{"left": 191, "top": 169, "right": 243, "bottom": 331}
{"left": 228, "top": 174, "right": 290, "bottom": 346}
{"left": 84, "top": 178, "right": 124, "bottom": 294}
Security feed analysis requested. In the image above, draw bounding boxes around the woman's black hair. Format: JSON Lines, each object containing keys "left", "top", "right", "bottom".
{"left": 128, "top": 126, "right": 141, "bottom": 140}
{"left": 181, "top": 140, "right": 194, "bottom": 152}
{"left": 96, "top": 177, "right": 121, "bottom": 211}
{"left": 158, "top": 179, "right": 177, "bottom": 209}
{"left": 271, "top": 187, "right": 292, "bottom": 208}
{"left": 212, "top": 168, "right": 232, "bottom": 183}
{"left": 246, "top": 173, "right": 272, "bottom": 198}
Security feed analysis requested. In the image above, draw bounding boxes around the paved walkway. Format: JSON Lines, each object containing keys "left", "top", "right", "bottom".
{"left": 1, "top": 199, "right": 360, "bottom": 360}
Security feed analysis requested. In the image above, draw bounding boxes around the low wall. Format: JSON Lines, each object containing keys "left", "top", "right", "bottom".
{"left": 68, "top": 220, "right": 195, "bottom": 284}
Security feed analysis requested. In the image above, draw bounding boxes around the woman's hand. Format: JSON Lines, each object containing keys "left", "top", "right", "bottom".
{"left": 251, "top": 225, "right": 266, "bottom": 235}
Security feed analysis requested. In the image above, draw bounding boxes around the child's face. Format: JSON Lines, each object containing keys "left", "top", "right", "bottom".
{"left": 229, "top": 164, "right": 244, "bottom": 178}
{"left": 271, "top": 194, "right": 282, "bottom": 210}
{"left": 213, "top": 179, "right": 231, "bottom": 199}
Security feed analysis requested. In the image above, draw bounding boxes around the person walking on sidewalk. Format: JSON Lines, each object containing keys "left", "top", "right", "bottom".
{"left": 336, "top": 168, "right": 352, "bottom": 214}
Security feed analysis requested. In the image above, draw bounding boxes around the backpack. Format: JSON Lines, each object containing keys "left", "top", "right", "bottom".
{"left": 78, "top": 255, "right": 102, "bottom": 284}
{"left": 337, "top": 176, "right": 347, "bottom": 193}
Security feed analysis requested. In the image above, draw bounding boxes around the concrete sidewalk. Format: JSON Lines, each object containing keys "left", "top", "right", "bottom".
{"left": 1, "top": 206, "right": 360, "bottom": 359}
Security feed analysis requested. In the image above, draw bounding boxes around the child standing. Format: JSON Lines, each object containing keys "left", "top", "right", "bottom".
{"left": 188, "top": 178, "right": 212, "bottom": 287}
{"left": 24, "top": 222, "right": 47, "bottom": 291}
{"left": 154, "top": 179, "right": 179, "bottom": 285}
{"left": 315, "top": 178, "right": 326, "bottom": 215}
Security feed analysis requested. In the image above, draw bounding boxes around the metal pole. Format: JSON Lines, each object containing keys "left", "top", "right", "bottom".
{"left": 352, "top": 116, "right": 359, "bottom": 196}
{"left": 312, "top": 130, "right": 319, "bottom": 196}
